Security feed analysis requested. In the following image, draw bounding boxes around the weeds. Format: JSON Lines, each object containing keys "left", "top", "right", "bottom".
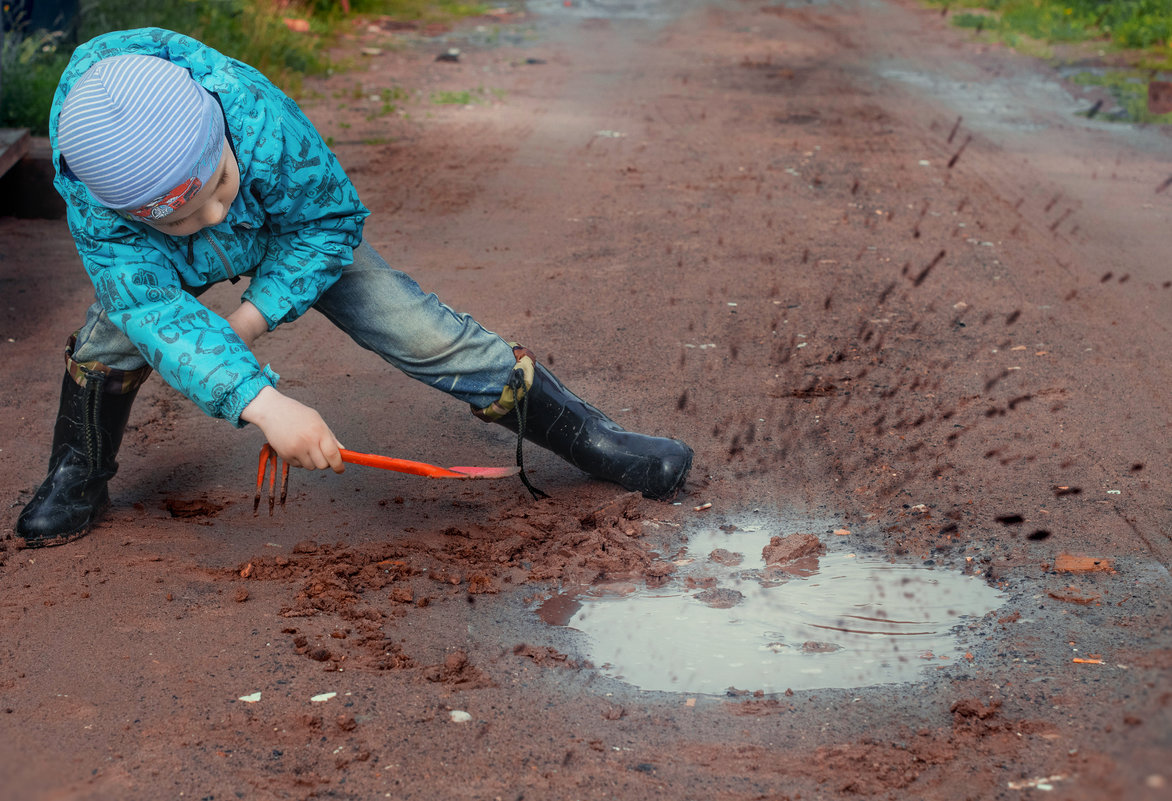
{"left": 430, "top": 86, "right": 501, "bottom": 105}
{"left": 927, "top": 1, "right": 1172, "bottom": 66}
{"left": 928, "top": 1, "right": 1172, "bottom": 119}
{"left": 0, "top": 28, "right": 71, "bottom": 130}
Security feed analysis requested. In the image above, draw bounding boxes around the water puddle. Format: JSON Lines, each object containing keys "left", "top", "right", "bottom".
{"left": 538, "top": 522, "right": 1005, "bottom": 694}
{"left": 528, "top": 0, "right": 714, "bottom": 22}
{"left": 875, "top": 65, "right": 1068, "bottom": 132}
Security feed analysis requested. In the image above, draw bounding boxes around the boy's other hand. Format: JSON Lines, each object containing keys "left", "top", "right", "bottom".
{"left": 226, "top": 301, "right": 268, "bottom": 350}
{"left": 241, "top": 386, "right": 345, "bottom": 473}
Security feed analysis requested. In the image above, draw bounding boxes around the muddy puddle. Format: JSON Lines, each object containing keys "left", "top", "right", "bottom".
{"left": 537, "top": 520, "right": 1006, "bottom": 694}
{"left": 528, "top": 0, "right": 714, "bottom": 21}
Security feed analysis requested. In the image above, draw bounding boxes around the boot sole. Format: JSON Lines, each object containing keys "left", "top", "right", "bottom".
{"left": 16, "top": 498, "right": 108, "bottom": 549}
{"left": 19, "top": 526, "right": 95, "bottom": 549}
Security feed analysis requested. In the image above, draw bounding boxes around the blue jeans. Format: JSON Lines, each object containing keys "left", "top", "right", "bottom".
{"left": 71, "top": 240, "right": 518, "bottom": 410}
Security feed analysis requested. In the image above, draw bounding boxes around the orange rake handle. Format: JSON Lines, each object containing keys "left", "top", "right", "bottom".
{"left": 339, "top": 448, "right": 520, "bottom": 480}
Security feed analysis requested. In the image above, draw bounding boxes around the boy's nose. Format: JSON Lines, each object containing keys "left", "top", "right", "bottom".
{"left": 206, "top": 202, "right": 227, "bottom": 226}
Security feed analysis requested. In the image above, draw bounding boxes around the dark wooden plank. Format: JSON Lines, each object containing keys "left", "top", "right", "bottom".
{"left": 0, "top": 128, "right": 31, "bottom": 180}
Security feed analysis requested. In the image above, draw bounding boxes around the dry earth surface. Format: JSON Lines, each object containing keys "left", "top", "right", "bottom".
{"left": 1, "top": 0, "right": 1170, "bottom": 799}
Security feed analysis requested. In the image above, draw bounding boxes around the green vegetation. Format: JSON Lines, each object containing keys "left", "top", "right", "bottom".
{"left": 1069, "top": 68, "right": 1172, "bottom": 123}
{"left": 928, "top": 1, "right": 1172, "bottom": 122}
{"left": 372, "top": 84, "right": 411, "bottom": 116}
{"left": 426, "top": 85, "right": 504, "bottom": 105}
{"left": 0, "top": 29, "right": 71, "bottom": 132}
{"left": 927, "top": 1, "right": 1172, "bottom": 66}
{"left": 431, "top": 87, "right": 482, "bottom": 104}
{"left": 1, "top": 0, "right": 490, "bottom": 133}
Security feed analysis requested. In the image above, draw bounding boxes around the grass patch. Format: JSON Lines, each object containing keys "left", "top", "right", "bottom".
{"left": 927, "top": 1, "right": 1172, "bottom": 120}
{"left": 926, "top": 1, "right": 1172, "bottom": 67}
{"left": 430, "top": 86, "right": 497, "bottom": 105}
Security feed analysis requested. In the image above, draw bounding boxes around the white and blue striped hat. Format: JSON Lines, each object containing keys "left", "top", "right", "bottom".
{"left": 57, "top": 53, "right": 225, "bottom": 217}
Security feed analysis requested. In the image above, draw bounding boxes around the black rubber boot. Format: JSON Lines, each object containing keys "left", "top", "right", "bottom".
{"left": 16, "top": 368, "right": 144, "bottom": 548}
{"left": 477, "top": 349, "right": 693, "bottom": 501}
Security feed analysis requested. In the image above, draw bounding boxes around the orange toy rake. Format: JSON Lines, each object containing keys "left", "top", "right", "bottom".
{"left": 253, "top": 443, "right": 520, "bottom": 514}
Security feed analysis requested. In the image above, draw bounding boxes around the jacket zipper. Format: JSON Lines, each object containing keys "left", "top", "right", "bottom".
{"left": 200, "top": 230, "right": 240, "bottom": 284}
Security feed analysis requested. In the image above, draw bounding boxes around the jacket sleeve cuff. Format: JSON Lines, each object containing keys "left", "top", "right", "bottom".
{"left": 222, "top": 365, "right": 281, "bottom": 428}
{"left": 241, "top": 287, "right": 294, "bottom": 330}
{"left": 243, "top": 260, "right": 344, "bottom": 330}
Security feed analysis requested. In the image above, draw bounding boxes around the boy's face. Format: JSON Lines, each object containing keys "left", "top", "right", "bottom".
{"left": 142, "top": 140, "right": 239, "bottom": 237}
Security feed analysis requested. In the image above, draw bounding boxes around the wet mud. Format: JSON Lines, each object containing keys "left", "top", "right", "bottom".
{"left": 2, "top": 0, "right": 1170, "bottom": 799}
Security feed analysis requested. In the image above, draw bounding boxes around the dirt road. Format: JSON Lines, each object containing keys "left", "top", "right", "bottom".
{"left": 1, "top": 1, "right": 1169, "bottom": 798}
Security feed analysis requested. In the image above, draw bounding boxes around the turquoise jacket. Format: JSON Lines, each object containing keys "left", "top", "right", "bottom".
{"left": 49, "top": 28, "right": 369, "bottom": 425}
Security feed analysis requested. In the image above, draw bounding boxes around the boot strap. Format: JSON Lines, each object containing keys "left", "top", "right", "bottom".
{"left": 506, "top": 362, "right": 549, "bottom": 501}
{"left": 474, "top": 345, "right": 548, "bottom": 501}
{"left": 62, "top": 335, "right": 151, "bottom": 478}
{"left": 472, "top": 345, "right": 535, "bottom": 421}
{"left": 65, "top": 333, "right": 152, "bottom": 395}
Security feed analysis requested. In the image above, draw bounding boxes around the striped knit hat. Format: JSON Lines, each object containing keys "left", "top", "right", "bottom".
{"left": 57, "top": 54, "right": 225, "bottom": 219}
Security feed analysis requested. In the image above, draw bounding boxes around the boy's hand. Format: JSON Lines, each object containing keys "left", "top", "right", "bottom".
{"left": 226, "top": 301, "right": 268, "bottom": 350}
{"left": 241, "top": 386, "right": 345, "bottom": 472}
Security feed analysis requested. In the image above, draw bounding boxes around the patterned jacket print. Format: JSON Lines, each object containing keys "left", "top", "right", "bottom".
{"left": 49, "top": 28, "right": 369, "bottom": 425}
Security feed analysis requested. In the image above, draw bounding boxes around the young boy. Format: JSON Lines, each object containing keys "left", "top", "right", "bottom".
{"left": 16, "top": 27, "right": 693, "bottom": 548}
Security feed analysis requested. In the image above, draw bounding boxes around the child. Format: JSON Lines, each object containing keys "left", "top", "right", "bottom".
{"left": 16, "top": 27, "right": 693, "bottom": 548}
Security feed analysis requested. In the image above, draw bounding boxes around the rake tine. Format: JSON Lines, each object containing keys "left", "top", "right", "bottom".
{"left": 267, "top": 453, "right": 278, "bottom": 516}
{"left": 254, "top": 444, "right": 272, "bottom": 516}
{"left": 279, "top": 460, "right": 289, "bottom": 509}
{"left": 253, "top": 444, "right": 288, "bottom": 516}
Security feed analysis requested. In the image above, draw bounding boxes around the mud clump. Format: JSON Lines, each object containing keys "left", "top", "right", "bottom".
{"left": 424, "top": 650, "right": 495, "bottom": 689}
{"left": 467, "top": 573, "right": 499, "bottom": 594}
{"left": 950, "top": 698, "right": 1001, "bottom": 721}
{"left": 579, "top": 491, "right": 643, "bottom": 529}
{"left": 694, "top": 587, "right": 744, "bottom": 608}
{"left": 645, "top": 560, "right": 677, "bottom": 587}
{"left": 1053, "top": 553, "right": 1115, "bottom": 574}
{"left": 801, "top": 641, "right": 842, "bottom": 653}
{"left": 708, "top": 548, "right": 743, "bottom": 566}
{"left": 762, "top": 533, "right": 825, "bottom": 566}
{"left": 307, "top": 646, "right": 333, "bottom": 662}
{"left": 164, "top": 497, "right": 224, "bottom": 518}
{"left": 513, "top": 643, "right": 583, "bottom": 669}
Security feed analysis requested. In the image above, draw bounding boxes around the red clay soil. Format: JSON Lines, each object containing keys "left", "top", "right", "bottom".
{"left": 2, "top": 1, "right": 1170, "bottom": 799}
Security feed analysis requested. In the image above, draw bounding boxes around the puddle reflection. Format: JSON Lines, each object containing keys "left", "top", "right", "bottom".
{"left": 538, "top": 527, "right": 1005, "bottom": 694}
